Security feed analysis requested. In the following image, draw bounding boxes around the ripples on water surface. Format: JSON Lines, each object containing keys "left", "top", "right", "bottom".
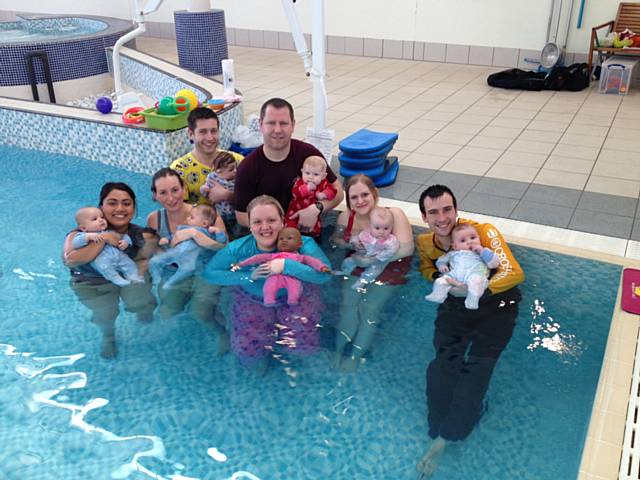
{"left": 0, "top": 145, "right": 621, "bottom": 479}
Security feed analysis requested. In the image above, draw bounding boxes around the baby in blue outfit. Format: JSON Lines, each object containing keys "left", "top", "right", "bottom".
{"left": 72, "top": 207, "right": 143, "bottom": 287}
{"left": 425, "top": 223, "right": 499, "bottom": 309}
{"left": 149, "top": 204, "right": 227, "bottom": 290}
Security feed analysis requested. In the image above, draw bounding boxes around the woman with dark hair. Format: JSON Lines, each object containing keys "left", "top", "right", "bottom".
{"left": 330, "top": 174, "right": 415, "bottom": 371}
{"left": 63, "top": 182, "right": 157, "bottom": 358}
{"left": 146, "top": 168, "right": 228, "bottom": 352}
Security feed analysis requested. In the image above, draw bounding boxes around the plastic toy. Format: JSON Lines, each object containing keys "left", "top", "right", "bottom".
{"left": 95, "top": 96, "right": 113, "bottom": 114}
{"left": 175, "top": 88, "right": 199, "bottom": 111}
{"left": 207, "top": 98, "right": 225, "bottom": 111}
{"left": 157, "top": 97, "right": 178, "bottom": 116}
{"left": 174, "top": 96, "right": 189, "bottom": 113}
{"left": 122, "top": 106, "right": 145, "bottom": 124}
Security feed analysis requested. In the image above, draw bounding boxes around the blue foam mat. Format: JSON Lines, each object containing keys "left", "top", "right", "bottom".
{"left": 340, "top": 158, "right": 387, "bottom": 178}
{"left": 371, "top": 156, "right": 399, "bottom": 187}
{"left": 339, "top": 156, "right": 399, "bottom": 187}
{"left": 339, "top": 142, "right": 395, "bottom": 160}
{"left": 339, "top": 153, "right": 386, "bottom": 170}
{"left": 339, "top": 129, "right": 399, "bottom": 155}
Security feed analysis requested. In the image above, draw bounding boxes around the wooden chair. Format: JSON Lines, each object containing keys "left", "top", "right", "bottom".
{"left": 588, "top": 2, "right": 640, "bottom": 76}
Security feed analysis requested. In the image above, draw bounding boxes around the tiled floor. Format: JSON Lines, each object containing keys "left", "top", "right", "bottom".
{"left": 136, "top": 37, "right": 640, "bottom": 243}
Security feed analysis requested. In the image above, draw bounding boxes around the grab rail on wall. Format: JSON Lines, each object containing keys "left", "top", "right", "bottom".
{"left": 25, "top": 51, "right": 56, "bottom": 103}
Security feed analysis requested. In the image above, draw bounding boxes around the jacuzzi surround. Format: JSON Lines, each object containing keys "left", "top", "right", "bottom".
{"left": 0, "top": 46, "right": 243, "bottom": 175}
{"left": 0, "top": 15, "right": 135, "bottom": 89}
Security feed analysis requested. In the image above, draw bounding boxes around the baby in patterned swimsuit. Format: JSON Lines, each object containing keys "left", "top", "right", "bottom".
{"left": 340, "top": 206, "right": 399, "bottom": 290}
{"left": 425, "top": 223, "right": 500, "bottom": 309}
{"left": 200, "top": 152, "right": 237, "bottom": 233}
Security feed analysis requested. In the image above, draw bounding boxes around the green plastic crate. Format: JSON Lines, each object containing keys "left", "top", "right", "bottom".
{"left": 140, "top": 108, "right": 188, "bottom": 131}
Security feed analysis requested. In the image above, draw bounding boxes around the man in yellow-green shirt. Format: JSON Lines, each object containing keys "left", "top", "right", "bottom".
{"left": 170, "top": 107, "right": 243, "bottom": 205}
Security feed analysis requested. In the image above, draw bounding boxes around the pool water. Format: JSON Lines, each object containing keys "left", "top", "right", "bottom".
{"left": 0, "top": 145, "right": 622, "bottom": 479}
{"left": 0, "top": 18, "right": 107, "bottom": 43}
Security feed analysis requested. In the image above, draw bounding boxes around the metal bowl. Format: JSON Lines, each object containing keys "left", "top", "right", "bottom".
{"left": 540, "top": 42, "right": 561, "bottom": 69}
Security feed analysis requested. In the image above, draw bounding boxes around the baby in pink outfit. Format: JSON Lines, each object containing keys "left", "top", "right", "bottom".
{"left": 340, "top": 206, "right": 399, "bottom": 290}
{"left": 237, "top": 227, "right": 330, "bottom": 306}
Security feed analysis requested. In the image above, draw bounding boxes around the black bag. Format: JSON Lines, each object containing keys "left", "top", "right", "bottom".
{"left": 488, "top": 63, "right": 590, "bottom": 92}
{"left": 487, "top": 68, "right": 546, "bottom": 91}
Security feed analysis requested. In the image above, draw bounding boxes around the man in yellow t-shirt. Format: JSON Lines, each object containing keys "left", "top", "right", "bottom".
{"left": 170, "top": 107, "right": 242, "bottom": 205}
{"left": 415, "top": 184, "right": 524, "bottom": 477}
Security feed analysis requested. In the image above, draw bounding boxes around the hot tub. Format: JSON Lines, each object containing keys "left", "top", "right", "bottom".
{"left": 0, "top": 15, "right": 134, "bottom": 103}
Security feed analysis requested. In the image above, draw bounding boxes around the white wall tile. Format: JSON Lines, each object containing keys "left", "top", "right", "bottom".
{"left": 235, "top": 28, "right": 250, "bottom": 47}
{"left": 249, "top": 30, "right": 264, "bottom": 48}
{"left": 402, "top": 40, "right": 414, "bottom": 60}
{"left": 469, "top": 46, "right": 493, "bottom": 66}
{"left": 364, "top": 38, "right": 383, "bottom": 57}
{"left": 263, "top": 30, "right": 278, "bottom": 49}
{"left": 424, "top": 43, "right": 446, "bottom": 62}
{"left": 328, "top": 35, "right": 346, "bottom": 55}
{"left": 492, "top": 47, "right": 519, "bottom": 67}
{"left": 446, "top": 44, "right": 469, "bottom": 64}
{"left": 413, "top": 41, "right": 425, "bottom": 61}
{"left": 345, "top": 37, "right": 364, "bottom": 56}
{"left": 383, "top": 39, "right": 403, "bottom": 58}
{"left": 226, "top": 27, "right": 236, "bottom": 46}
{"left": 278, "top": 31, "right": 295, "bottom": 50}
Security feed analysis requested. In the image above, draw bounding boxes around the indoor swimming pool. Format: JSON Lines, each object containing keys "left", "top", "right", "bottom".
{"left": 0, "top": 144, "right": 621, "bottom": 479}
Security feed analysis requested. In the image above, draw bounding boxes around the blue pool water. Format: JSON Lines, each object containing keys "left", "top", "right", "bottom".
{"left": 0, "top": 145, "right": 622, "bottom": 479}
{"left": 0, "top": 18, "right": 107, "bottom": 43}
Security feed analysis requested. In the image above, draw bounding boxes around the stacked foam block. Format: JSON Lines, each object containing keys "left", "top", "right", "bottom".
{"left": 338, "top": 129, "right": 399, "bottom": 187}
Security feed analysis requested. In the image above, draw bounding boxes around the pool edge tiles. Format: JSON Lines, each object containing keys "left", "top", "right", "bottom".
{"left": 579, "top": 286, "right": 637, "bottom": 480}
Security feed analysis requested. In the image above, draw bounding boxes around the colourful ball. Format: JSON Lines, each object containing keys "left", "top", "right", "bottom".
{"left": 176, "top": 89, "right": 198, "bottom": 111}
{"left": 95, "top": 96, "right": 113, "bottom": 114}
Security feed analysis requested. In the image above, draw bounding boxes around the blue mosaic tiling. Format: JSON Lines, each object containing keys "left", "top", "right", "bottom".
{"left": 0, "top": 103, "right": 243, "bottom": 175}
{"left": 0, "top": 16, "right": 133, "bottom": 87}
{"left": 109, "top": 53, "right": 209, "bottom": 104}
{"left": 174, "top": 10, "right": 228, "bottom": 76}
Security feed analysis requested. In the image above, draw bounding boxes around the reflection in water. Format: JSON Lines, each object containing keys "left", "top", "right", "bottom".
{"left": 2, "top": 343, "right": 260, "bottom": 480}
{"left": 528, "top": 299, "right": 583, "bottom": 360}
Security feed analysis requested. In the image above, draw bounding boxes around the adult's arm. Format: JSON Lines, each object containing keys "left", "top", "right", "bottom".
{"left": 207, "top": 181, "right": 234, "bottom": 204}
{"left": 202, "top": 239, "right": 251, "bottom": 286}
{"left": 63, "top": 230, "right": 116, "bottom": 267}
{"left": 168, "top": 216, "right": 227, "bottom": 250}
{"left": 330, "top": 209, "right": 352, "bottom": 249}
{"left": 416, "top": 234, "right": 441, "bottom": 282}
{"left": 233, "top": 154, "right": 257, "bottom": 228}
{"left": 292, "top": 178, "right": 344, "bottom": 230}
{"left": 477, "top": 223, "right": 525, "bottom": 294}
{"left": 135, "top": 231, "right": 159, "bottom": 274}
